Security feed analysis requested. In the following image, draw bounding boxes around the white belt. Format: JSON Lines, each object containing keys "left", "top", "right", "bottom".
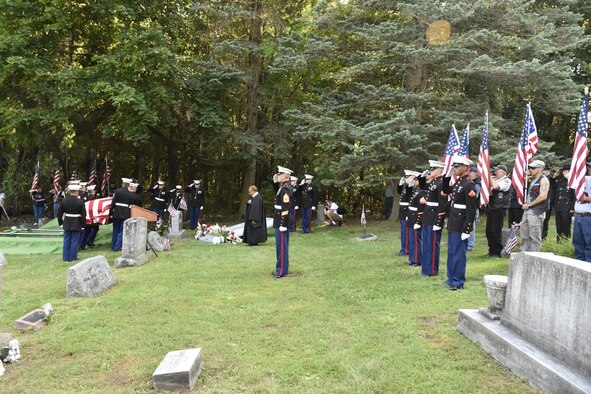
{"left": 274, "top": 205, "right": 282, "bottom": 209}
{"left": 426, "top": 202, "right": 438, "bottom": 207}
{"left": 453, "top": 204, "right": 466, "bottom": 209}
{"left": 155, "top": 197, "right": 165, "bottom": 201}
{"left": 399, "top": 202, "right": 409, "bottom": 206}
{"left": 116, "top": 203, "right": 131, "bottom": 208}
{"left": 65, "top": 213, "right": 81, "bottom": 217}
{"left": 408, "top": 207, "right": 418, "bottom": 211}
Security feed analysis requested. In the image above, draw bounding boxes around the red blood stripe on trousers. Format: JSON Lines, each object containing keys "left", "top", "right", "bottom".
{"left": 432, "top": 231, "right": 437, "bottom": 275}
{"left": 279, "top": 232, "right": 284, "bottom": 276}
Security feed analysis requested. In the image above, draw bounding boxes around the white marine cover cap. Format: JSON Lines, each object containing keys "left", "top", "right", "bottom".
{"left": 277, "top": 166, "right": 293, "bottom": 175}
{"left": 429, "top": 160, "right": 445, "bottom": 168}
{"left": 452, "top": 156, "right": 473, "bottom": 166}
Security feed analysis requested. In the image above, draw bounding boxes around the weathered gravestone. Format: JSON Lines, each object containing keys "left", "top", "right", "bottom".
{"left": 153, "top": 348, "right": 203, "bottom": 391}
{"left": 115, "top": 217, "right": 150, "bottom": 268}
{"left": 14, "top": 309, "right": 47, "bottom": 330}
{"left": 147, "top": 231, "right": 165, "bottom": 252}
{"left": 67, "top": 255, "right": 116, "bottom": 297}
{"left": 316, "top": 203, "right": 325, "bottom": 223}
{"left": 458, "top": 252, "right": 591, "bottom": 393}
{"left": 168, "top": 211, "right": 186, "bottom": 239}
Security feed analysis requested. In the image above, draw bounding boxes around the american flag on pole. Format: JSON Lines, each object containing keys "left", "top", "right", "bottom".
{"left": 167, "top": 203, "right": 179, "bottom": 217}
{"left": 511, "top": 103, "right": 538, "bottom": 205}
{"left": 458, "top": 124, "right": 470, "bottom": 158}
{"left": 568, "top": 93, "right": 589, "bottom": 202}
{"left": 53, "top": 167, "right": 61, "bottom": 189}
{"left": 85, "top": 197, "right": 113, "bottom": 225}
{"left": 88, "top": 161, "right": 97, "bottom": 186}
{"left": 477, "top": 113, "right": 492, "bottom": 206}
{"left": 503, "top": 225, "right": 519, "bottom": 255}
{"left": 101, "top": 162, "right": 111, "bottom": 197}
{"left": 442, "top": 124, "right": 460, "bottom": 175}
{"left": 31, "top": 162, "right": 40, "bottom": 190}
{"left": 179, "top": 197, "right": 188, "bottom": 211}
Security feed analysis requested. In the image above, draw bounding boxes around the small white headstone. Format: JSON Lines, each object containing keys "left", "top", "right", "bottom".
{"left": 153, "top": 348, "right": 202, "bottom": 391}
{"left": 169, "top": 211, "right": 186, "bottom": 239}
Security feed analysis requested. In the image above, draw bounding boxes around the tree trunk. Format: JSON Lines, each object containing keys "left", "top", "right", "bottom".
{"left": 238, "top": 0, "right": 263, "bottom": 219}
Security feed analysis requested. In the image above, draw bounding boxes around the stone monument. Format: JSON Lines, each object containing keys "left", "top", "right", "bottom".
{"left": 153, "top": 347, "right": 203, "bottom": 391}
{"left": 115, "top": 217, "right": 150, "bottom": 268}
{"left": 147, "top": 231, "right": 165, "bottom": 253}
{"left": 168, "top": 211, "right": 186, "bottom": 239}
{"left": 458, "top": 252, "right": 591, "bottom": 393}
{"left": 67, "top": 255, "right": 116, "bottom": 297}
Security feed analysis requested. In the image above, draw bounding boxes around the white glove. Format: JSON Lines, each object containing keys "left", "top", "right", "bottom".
{"left": 200, "top": 206, "right": 203, "bottom": 210}
{"left": 398, "top": 178, "right": 405, "bottom": 186}
{"left": 311, "top": 206, "right": 316, "bottom": 211}
{"left": 300, "top": 179, "right": 305, "bottom": 185}
{"left": 295, "top": 206, "right": 299, "bottom": 210}
{"left": 279, "top": 226, "right": 287, "bottom": 232}
{"left": 421, "top": 170, "right": 429, "bottom": 177}
{"left": 413, "top": 224, "right": 421, "bottom": 230}
{"left": 272, "top": 174, "right": 279, "bottom": 183}
{"left": 461, "top": 233, "right": 470, "bottom": 241}
{"left": 433, "top": 225, "right": 442, "bottom": 231}
{"left": 153, "top": 185, "right": 158, "bottom": 189}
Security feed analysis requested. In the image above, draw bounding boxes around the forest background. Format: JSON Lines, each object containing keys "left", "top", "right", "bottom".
{"left": 0, "top": 0, "right": 589, "bottom": 218}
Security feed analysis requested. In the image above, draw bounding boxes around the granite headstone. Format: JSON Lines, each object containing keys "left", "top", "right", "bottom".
{"left": 153, "top": 348, "right": 202, "bottom": 391}
{"left": 147, "top": 231, "right": 165, "bottom": 252}
{"left": 115, "top": 217, "right": 150, "bottom": 268}
{"left": 169, "top": 211, "right": 186, "bottom": 239}
{"left": 66, "top": 255, "right": 116, "bottom": 297}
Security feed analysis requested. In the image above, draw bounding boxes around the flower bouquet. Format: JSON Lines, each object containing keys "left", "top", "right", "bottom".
{"left": 210, "top": 224, "right": 230, "bottom": 243}
{"left": 195, "top": 223, "right": 211, "bottom": 240}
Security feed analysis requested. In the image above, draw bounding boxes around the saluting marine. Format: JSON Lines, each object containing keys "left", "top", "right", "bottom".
{"left": 396, "top": 171, "right": 414, "bottom": 256}
{"left": 151, "top": 180, "right": 169, "bottom": 222}
{"left": 405, "top": 171, "right": 425, "bottom": 266}
{"left": 419, "top": 160, "right": 446, "bottom": 276}
{"left": 299, "top": 174, "right": 319, "bottom": 234}
{"left": 273, "top": 166, "right": 294, "bottom": 278}
{"left": 186, "top": 180, "right": 205, "bottom": 230}
{"left": 441, "top": 156, "right": 479, "bottom": 291}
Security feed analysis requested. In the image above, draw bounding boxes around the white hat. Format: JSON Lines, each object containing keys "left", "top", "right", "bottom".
{"left": 193, "top": 179, "right": 201, "bottom": 184}
{"left": 304, "top": 174, "right": 314, "bottom": 180}
{"left": 405, "top": 170, "right": 422, "bottom": 177}
{"left": 175, "top": 185, "right": 182, "bottom": 189}
{"left": 277, "top": 166, "right": 293, "bottom": 175}
{"left": 121, "top": 177, "right": 132, "bottom": 184}
{"left": 79, "top": 182, "right": 88, "bottom": 187}
{"left": 529, "top": 159, "right": 545, "bottom": 169}
{"left": 129, "top": 182, "right": 139, "bottom": 188}
{"left": 429, "top": 160, "right": 445, "bottom": 168}
{"left": 69, "top": 185, "right": 81, "bottom": 191}
{"left": 87, "top": 185, "right": 96, "bottom": 191}
{"left": 290, "top": 176, "right": 298, "bottom": 181}
{"left": 157, "top": 180, "right": 165, "bottom": 186}
{"left": 69, "top": 180, "right": 80, "bottom": 185}
{"left": 452, "top": 156, "right": 473, "bottom": 166}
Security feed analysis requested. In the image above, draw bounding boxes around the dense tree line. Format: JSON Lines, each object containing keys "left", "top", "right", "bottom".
{"left": 0, "top": 0, "right": 589, "bottom": 217}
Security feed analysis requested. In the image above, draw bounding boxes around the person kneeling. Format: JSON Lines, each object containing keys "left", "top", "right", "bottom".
{"left": 324, "top": 200, "right": 343, "bottom": 226}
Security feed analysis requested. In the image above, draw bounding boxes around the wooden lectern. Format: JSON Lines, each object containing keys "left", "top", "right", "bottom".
{"left": 130, "top": 205, "right": 158, "bottom": 222}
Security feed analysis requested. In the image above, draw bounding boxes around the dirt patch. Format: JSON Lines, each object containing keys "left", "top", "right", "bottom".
{"left": 418, "top": 315, "right": 455, "bottom": 351}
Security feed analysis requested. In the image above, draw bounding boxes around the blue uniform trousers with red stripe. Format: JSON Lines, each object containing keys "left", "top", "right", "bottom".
{"left": 275, "top": 229, "right": 289, "bottom": 277}
{"left": 301, "top": 208, "right": 312, "bottom": 233}
{"left": 446, "top": 232, "right": 468, "bottom": 287}
{"left": 408, "top": 227, "right": 422, "bottom": 265}
{"left": 289, "top": 208, "right": 297, "bottom": 232}
{"left": 63, "top": 231, "right": 81, "bottom": 262}
{"left": 421, "top": 225, "right": 442, "bottom": 276}
{"left": 399, "top": 219, "right": 408, "bottom": 255}
{"left": 189, "top": 207, "right": 202, "bottom": 230}
{"left": 111, "top": 219, "right": 124, "bottom": 251}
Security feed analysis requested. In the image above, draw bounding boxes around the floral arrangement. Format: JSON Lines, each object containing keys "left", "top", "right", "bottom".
{"left": 42, "top": 303, "right": 54, "bottom": 323}
{"left": 210, "top": 224, "right": 230, "bottom": 240}
{"left": 195, "top": 223, "right": 211, "bottom": 240}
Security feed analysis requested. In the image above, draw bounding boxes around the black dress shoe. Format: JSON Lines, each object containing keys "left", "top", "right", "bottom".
{"left": 437, "top": 282, "right": 450, "bottom": 287}
{"left": 449, "top": 285, "right": 464, "bottom": 291}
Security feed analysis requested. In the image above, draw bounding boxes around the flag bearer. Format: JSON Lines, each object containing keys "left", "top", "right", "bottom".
{"left": 420, "top": 160, "right": 446, "bottom": 276}
{"left": 442, "top": 156, "right": 479, "bottom": 290}
{"left": 58, "top": 184, "right": 86, "bottom": 262}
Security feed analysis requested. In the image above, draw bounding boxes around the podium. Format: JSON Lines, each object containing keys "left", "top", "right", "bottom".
{"left": 130, "top": 205, "right": 158, "bottom": 222}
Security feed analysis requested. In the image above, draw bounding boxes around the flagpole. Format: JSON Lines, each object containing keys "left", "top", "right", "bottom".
{"left": 523, "top": 102, "right": 531, "bottom": 206}
{"left": 106, "top": 156, "right": 109, "bottom": 196}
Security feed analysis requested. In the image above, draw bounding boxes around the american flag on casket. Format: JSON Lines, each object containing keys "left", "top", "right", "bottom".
{"left": 85, "top": 197, "right": 112, "bottom": 225}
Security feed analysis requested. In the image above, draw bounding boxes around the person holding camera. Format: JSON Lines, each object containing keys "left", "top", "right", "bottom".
{"left": 324, "top": 199, "right": 343, "bottom": 226}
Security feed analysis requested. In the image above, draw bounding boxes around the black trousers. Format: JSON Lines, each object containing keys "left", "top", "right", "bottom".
{"left": 486, "top": 208, "right": 505, "bottom": 255}
{"left": 507, "top": 208, "right": 523, "bottom": 228}
{"left": 542, "top": 208, "right": 552, "bottom": 239}
{"left": 555, "top": 208, "right": 572, "bottom": 240}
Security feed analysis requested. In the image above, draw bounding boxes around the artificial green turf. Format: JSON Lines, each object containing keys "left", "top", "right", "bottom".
{"left": 0, "top": 218, "right": 555, "bottom": 393}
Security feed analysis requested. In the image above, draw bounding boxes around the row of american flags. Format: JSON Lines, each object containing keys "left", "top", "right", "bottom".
{"left": 31, "top": 159, "right": 111, "bottom": 197}
{"left": 441, "top": 94, "right": 589, "bottom": 208}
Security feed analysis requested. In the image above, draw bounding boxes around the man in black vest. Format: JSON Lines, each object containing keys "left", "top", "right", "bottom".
{"left": 186, "top": 180, "right": 205, "bottom": 230}
{"left": 58, "top": 184, "right": 86, "bottom": 262}
{"left": 441, "top": 156, "right": 479, "bottom": 290}
{"left": 520, "top": 160, "right": 549, "bottom": 252}
{"left": 486, "top": 165, "right": 511, "bottom": 257}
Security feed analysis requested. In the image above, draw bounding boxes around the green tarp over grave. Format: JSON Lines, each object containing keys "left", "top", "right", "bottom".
{"left": 0, "top": 220, "right": 113, "bottom": 255}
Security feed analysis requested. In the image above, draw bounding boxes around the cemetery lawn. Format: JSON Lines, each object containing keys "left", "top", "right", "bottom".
{"left": 0, "top": 220, "right": 548, "bottom": 393}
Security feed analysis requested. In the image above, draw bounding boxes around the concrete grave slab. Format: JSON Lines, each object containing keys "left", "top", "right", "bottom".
{"left": 14, "top": 309, "right": 47, "bottom": 330}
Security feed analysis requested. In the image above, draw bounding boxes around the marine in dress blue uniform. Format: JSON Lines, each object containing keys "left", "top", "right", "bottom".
{"left": 420, "top": 160, "right": 446, "bottom": 276}
{"left": 289, "top": 176, "right": 300, "bottom": 232}
{"left": 151, "top": 180, "right": 168, "bottom": 222}
{"left": 58, "top": 185, "right": 86, "bottom": 262}
{"left": 405, "top": 171, "right": 425, "bottom": 266}
{"left": 273, "top": 166, "right": 294, "bottom": 278}
{"left": 186, "top": 180, "right": 205, "bottom": 230}
{"left": 397, "top": 171, "right": 414, "bottom": 256}
{"left": 441, "top": 156, "right": 478, "bottom": 290}
{"left": 110, "top": 178, "right": 141, "bottom": 251}
{"left": 299, "top": 174, "right": 318, "bottom": 233}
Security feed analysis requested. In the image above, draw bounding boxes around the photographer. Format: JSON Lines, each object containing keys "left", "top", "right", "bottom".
{"left": 324, "top": 199, "right": 343, "bottom": 226}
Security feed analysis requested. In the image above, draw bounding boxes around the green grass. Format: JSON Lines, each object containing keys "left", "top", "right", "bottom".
{"left": 0, "top": 218, "right": 550, "bottom": 393}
